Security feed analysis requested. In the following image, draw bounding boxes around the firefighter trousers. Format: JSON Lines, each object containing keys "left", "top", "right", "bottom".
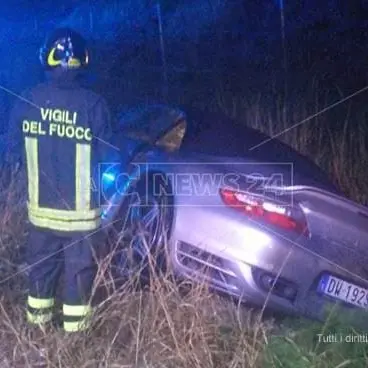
{"left": 25, "top": 226, "right": 102, "bottom": 332}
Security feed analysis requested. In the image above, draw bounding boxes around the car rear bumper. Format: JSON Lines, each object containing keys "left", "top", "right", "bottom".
{"left": 172, "top": 239, "right": 366, "bottom": 321}
{"left": 170, "top": 204, "right": 368, "bottom": 321}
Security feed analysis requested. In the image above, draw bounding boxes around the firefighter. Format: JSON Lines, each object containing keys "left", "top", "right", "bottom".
{"left": 6, "top": 27, "right": 114, "bottom": 333}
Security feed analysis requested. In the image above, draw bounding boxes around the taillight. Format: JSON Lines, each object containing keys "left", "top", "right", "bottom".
{"left": 219, "top": 188, "right": 309, "bottom": 236}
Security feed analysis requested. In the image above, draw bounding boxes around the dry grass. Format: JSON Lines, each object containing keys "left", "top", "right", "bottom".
{"left": 0, "top": 278, "right": 272, "bottom": 367}
{"left": 0, "top": 170, "right": 273, "bottom": 367}
{"left": 0, "top": 95, "right": 368, "bottom": 366}
{"left": 215, "top": 91, "right": 368, "bottom": 205}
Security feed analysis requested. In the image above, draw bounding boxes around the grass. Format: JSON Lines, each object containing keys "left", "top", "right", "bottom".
{"left": 214, "top": 90, "right": 368, "bottom": 206}
{"left": 0, "top": 94, "right": 368, "bottom": 367}
{"left": 0, "top": 277, "right": 270, "bottom": 367}
{"left": 0, "top": 192, "right": 270, "bottom": 367}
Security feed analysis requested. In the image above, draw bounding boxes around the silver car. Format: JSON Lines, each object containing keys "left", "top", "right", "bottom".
{"left": 100, "top": 104, "right": 368, "bottom": 321}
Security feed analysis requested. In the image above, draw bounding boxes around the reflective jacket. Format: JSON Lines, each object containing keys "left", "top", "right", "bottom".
{"left": 7, "top": 77, "right": 114, "bottom": 232}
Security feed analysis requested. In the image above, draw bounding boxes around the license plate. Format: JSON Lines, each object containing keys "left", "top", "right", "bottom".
{"left": 318, "top": 275, "right": 368, "bottom": 309}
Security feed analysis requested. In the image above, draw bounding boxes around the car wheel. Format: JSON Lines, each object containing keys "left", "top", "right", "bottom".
{"left": 111, "top": 174, "right": 174, "bottom": 284}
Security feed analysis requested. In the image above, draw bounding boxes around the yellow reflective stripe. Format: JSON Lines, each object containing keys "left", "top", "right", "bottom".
{"left": 28, "top": 204, "right": 101, "bottom": 221}
{"left": 25, "top": 137, "right": 39, "bottom": 206}
{"left": 68, "top": 58, "right": 81, "bottom": 68}
{"left": 28, "top": 213, "right": 100, "bottom": 232}
{"left": 64, "top": 320, "right": 88, "bottom": 332}
{"left": 47, "top": 48, "right": 62, "bottom": 66}
{"left": 76, "top": 143, "right": 91, "bottom": 212}
{"left": 63, "top": 304, "right": 92, "bottom": 332}
{"left": 63, "top": 304, "right": 92, "bottom": 317}
{"left": 28, "top": 296, "right": 54, "bottom": 309}
{"left": 27, "top": 311, "right": 53, "bottom": 324}
{"left": 24, "top": 130, "right": 97, "bottom": 234}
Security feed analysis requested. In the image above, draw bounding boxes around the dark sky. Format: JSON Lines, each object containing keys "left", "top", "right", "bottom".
{"left": 1, "top": 1, "right": 367, "bottom": 94}
{"left": 0, "top": 1, "right": 79, "bottom": 21}
{"left": 1, "top": 1, "right": 368, "bottom": 26}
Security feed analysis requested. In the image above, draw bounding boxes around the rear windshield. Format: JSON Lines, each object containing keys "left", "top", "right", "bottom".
{"left": 180, "top": 109, "right": 337, "bottom": 190}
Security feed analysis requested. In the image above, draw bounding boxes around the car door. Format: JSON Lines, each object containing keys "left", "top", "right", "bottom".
{"left": 100, "top": 104, "right": 187, "bottom": 208}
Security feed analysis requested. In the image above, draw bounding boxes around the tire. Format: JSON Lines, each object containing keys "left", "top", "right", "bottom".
{"left": 110, "top": 173, "right": 174, "bottom": 284}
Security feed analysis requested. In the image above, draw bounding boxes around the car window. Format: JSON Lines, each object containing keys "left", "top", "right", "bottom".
{"left": 118, "top": 105, "right": 186, "bottom": 146}
{"left": 123, "top": 129, "right": 151, "bottom": 143}
{"left": 180, "top": 108, "right": 338, "bottom": 191}
{"left": 156, "top": 120, "right": 187, "bottom": 151}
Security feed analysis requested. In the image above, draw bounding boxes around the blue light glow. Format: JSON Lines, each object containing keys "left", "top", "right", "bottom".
{"left": 102, "top": 172, "right": 116, "bottom": 183}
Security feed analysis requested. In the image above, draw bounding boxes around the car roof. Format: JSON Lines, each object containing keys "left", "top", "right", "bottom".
{"left": 181, "top": 107, "right": 339, "bottom": 191}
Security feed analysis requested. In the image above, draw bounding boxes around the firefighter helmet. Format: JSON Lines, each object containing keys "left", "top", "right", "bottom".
{"left": 39, "top": 28, "right": 89, "bottom": 70}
